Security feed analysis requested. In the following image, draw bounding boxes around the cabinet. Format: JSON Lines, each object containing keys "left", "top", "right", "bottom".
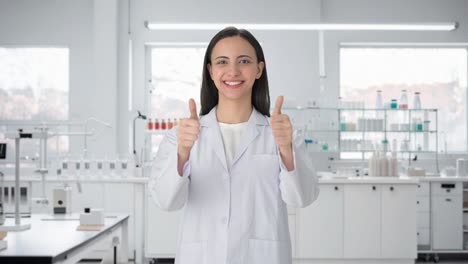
{"left": 145, "top": 194, "right": 182, "bottom": 258}
{"left": 381, "top": 184, "right": 417, "bottom": 258}
{"left": 416, "top": 183, "right": 431, "bottom": 249}
{"left": 343, "top": 185, "right": 381, "bottom": 258}
{"left": 297, "top": 184, "right": 344, "bottom": 258}
{"left": 431, "top": 182, "right": 463, "bottom": 250}
{"left": 297, "top": 183, "right": 417, "bottom": 260}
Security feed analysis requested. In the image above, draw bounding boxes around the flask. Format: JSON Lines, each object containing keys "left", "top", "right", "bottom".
{"left": 376, "top": 90, "right": 383, "bottom": 109}
{"left": 413, "top": 92, "right": 421, "bottom": 109}
{"left": 161, "top": 119, "right": 167, "bottom": 130}
{"left": 399, "top": 90, "right": 408, "bottom": 109}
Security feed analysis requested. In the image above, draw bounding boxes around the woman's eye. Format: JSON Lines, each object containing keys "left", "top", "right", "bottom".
{"left": 216, "top": 60, "right": 227, "bottom": 65}
{"left": 239, "top": 59, "right": 251, "bottom": 64}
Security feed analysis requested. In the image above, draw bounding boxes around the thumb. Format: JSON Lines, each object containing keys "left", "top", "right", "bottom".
{"left": 273, "top": 96, "right": 284, "bottom": 115}
{"left": 189, "top": 98, "right": 198, "bottom": 120}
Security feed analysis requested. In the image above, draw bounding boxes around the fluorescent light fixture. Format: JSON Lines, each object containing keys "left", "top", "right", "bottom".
{"left": 145, "top": 22, "right": 457, "bottom": 31}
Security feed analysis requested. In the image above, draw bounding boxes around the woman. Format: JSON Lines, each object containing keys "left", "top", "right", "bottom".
{"left": 149, "top": 27, "right": 319, "bottom": 264}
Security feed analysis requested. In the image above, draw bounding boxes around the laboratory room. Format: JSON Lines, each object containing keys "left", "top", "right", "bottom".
{"left": 1, "top": 0, "right": 468, "bottom": 263}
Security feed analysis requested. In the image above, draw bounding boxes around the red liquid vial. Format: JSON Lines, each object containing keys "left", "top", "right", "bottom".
{"left": 168, "top": 118, "right": 174, "bottom": 129}
{"left": 147, "top": 118, "right": 153, "bottom": 130}
{"left": 161, "top": 119, "right": 167, "bottom": 130}
{"left": 154, "top": 119, "right": 160, "bottom": 130}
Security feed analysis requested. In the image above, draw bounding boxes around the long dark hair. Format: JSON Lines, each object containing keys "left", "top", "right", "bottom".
{"left": 200, "top": 27, "right": 270, "bottom": 116}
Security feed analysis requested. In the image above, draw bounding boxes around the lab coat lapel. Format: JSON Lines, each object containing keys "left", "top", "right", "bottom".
{"left": 200, "top": 107, "right": 228, "bottom": 172}
{"left": 230, "top": 108, "right": 267, "bottom": 168}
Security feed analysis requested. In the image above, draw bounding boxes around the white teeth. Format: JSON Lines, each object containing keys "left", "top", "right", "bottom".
{"left": 225, "top": 81, "right": 242, "bottom": 86}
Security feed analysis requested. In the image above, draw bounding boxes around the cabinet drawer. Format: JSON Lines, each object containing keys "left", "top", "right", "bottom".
{"left": 416, "top": 197, "right": 429, "bottom": 212}
{"left": 431, "top": 182, "right": 462, "bottom": 196}
{"left": 416, "top": 183, "right": 430, "bottom": 196}
{"left": 417, "top": 228, "right": 430, "bottom": 245}
{"left": 417, "top": 212, "right": 430, "bottom": 228}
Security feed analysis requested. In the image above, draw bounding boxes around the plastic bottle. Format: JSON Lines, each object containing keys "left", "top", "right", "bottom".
{"left": 413, "top": 92, "right": 421, "bottom": 109}
{"left": 376, "top": 90, "right": 383, "bottom": 109}
{"left": 379, "top": 152, "right": 388, "bottom": 176}
{"left": 399, "top": 90, "right": 408, "bottom": 109}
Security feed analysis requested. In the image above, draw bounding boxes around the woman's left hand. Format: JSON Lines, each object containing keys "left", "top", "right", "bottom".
{"left": 271, "top": 96, "right": 294, "bottom": 170}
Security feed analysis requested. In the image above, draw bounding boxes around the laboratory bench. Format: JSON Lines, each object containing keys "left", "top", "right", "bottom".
{"left": 0, "top": 214, "right": 129, "bottom": 264}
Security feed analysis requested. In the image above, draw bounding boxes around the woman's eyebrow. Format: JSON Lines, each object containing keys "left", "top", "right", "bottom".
{"left": 214, "top": 55, "right": 253, "bottom": 60}
{"left": 214, "top": 56, "right": 229, "bottom": 60}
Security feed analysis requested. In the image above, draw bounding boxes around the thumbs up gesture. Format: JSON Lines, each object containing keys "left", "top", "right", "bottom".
{"left": 177, "top": 98, "right": 200, "bottom": 162}
{"left": 271, "top": 96, "right": 293, "bottom": 154}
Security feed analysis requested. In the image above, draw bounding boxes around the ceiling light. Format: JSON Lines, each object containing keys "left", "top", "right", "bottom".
{"left": 145, "top": 22, "right": 457, "bottom": 31}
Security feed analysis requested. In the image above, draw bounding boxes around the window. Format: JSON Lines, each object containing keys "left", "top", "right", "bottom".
{"left": 0, "top": 47, "right": 69, "bottom": 120}
{"left": 340, "top": 47, "right": 468, "bottom": 152}
{"left": 0, "top": 47, "right": 70, "bottom": 161}
{"left": 147, "top": 45, "right": 206, "bottom": 155}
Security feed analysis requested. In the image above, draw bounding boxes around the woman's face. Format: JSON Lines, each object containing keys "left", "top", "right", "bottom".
{"left": 208, "top": 36, "right": 264, "bottom": 104}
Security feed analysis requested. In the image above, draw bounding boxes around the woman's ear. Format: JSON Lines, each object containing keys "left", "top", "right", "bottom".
{"left": 256, "top": 61, "right": 264, "bottom": 79}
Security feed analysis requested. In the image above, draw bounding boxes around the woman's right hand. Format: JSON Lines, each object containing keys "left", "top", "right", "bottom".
{"left": 177, "top": 99, "right": 200, "bottom": 172}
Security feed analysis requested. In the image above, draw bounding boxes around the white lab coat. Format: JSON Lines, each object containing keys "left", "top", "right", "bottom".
{"left": 149, "top": 107, "right": 319, "bottom": 264}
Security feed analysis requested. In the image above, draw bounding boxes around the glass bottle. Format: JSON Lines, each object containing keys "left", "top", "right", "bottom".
{"left": 376, "top": 90, "right": 383, "bottom": 109}
{"left": 147, "top": 118, "right": 153, "bottom": 130}
{"left": 161, "top": 119, "right": 167, "bottom": 130}
{"left": 399, "top": 90, "right": 408, "bottom": 109}
{"left": 154, "top": 118, "right": 160, "bottom": 130}
{"left": 168, "top": 118, "right": 174, "bottom": 129}
{"left": 413, "top": 92, "right": 421, "bottom": 109}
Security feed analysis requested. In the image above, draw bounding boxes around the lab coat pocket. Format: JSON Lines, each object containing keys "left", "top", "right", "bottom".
{"left": 247, "top": 239, "right": 288, "bottom": 264}
{"left": 177, "top": 241, "right": 207, "bottom": 264}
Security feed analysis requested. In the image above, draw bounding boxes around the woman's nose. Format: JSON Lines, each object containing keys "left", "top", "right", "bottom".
{"left": 226, "top": 63, "right": 241, "bottom": 76}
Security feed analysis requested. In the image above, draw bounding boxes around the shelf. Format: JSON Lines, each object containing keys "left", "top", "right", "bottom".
{"left": 339, "top": 130, "right": 436, "bottom": 133}
{"left": 282, "top": 107, "right": 437, "bottom": 112}
{"left": 339, "top": 108, "right": 437, "bottom": 112}
{"left": 340, "top": 150, "right": 437, "bottom": 153}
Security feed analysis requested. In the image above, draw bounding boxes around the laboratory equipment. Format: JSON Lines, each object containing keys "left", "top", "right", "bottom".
{"left": 413, "top": 92, "right": 421, "bottom": 109}
{"left": 53, "top": 186, "right": 71, "bottom": 214}
{"left": 148, "top": 118, "right": 153, "bottom": 130}
{"left": 399, "top": 90, "right": 408, "bottom": 109}
{"left": 161, "top": 119, "right": 167, "bottom": 130}
{"left": 0, "top": 171, "right": 4, "bottom": 225}
{"left": 376, "top": 90, "right": 383, "bottom": 109}
{"left": 390, "top": 99, "right": 398, "bottom": 109}
{"left": 80, "top": 208, "right": 105, "bottom": 226}
{"left": 154, "top": 119, "right": 160, "bottom": 130}
{"left": 0, "top": 143, "right": 5, "bottom": 159}
{"left": 133, "top": 111, "right": 147, "bottom": 168}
